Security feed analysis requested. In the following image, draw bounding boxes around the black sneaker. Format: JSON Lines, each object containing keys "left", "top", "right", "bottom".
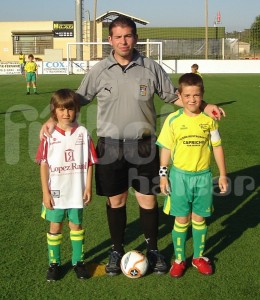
{"left": 105, "top": 250, "right": 124, "bottom": 276}
{"left": 26, "top": 92, "right": 30, "bottom": 95}
{"left": 47, "top": 263, "right": 60, "bottom": 281}
{"left": 34, "top": 92, "right": 39, "bottom": 95}
{"left": 74, "top": 261, "right": 89, "bottom": 279}
{"left": 147, "top": 250, "right": 167, "bottom": 274}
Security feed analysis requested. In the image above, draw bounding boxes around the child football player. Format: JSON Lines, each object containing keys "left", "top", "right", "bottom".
{"left": 36, "top": 89, "right": 98, "bottom": 281}
{"left": 191, "top": 63, "right": 202, "bottom": 77}
{"left": 157, "top": 73, "right": 228, "bottom": 277}
{"left": 24, "top": 54, "right": 38, "bottom": 95}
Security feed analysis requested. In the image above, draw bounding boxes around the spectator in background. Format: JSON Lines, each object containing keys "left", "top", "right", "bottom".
{"left": 19, "top": 51, "right": 26, "bottom": 75}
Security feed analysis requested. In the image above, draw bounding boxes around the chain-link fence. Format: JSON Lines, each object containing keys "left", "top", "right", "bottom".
{"left": 101, "top": 23, "right": 260, "bottom": 60}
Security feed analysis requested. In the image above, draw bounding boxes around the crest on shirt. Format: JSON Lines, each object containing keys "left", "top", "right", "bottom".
{"left": 75, "top": 133, "right": 84, "bottom": 145}
{"left": 139, "top": 85, "right": 147, "bottom": 96}
{"left": 199, "top": 123, "right": 209, "bottom": 133}
{"left": 65, "top": 149, "right": 75, "bottom": 162}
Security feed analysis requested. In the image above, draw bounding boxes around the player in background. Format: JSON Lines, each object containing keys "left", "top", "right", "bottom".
{"left": 18, "top": 51, "right": 25, "bottom": 75}
{"left": 191, "top": 63, "right": 202, "bottom": 77}
{"left": 36, "top": 89, "right": 98, "bottom": 281}
{"left": 24, "top": 54, "right": 38, "bottom": 95}
{"left": 157, "top": 73, "right": 228, "bottom": 278}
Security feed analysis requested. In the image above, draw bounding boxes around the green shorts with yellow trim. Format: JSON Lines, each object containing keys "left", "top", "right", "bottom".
{"left": 26, "top": 72, "right": 36, "bottom": 82}
{"left": 41, "top": 205, "right": 83, "bottom": 224}
{"left": 163, "top": 166, "right": 213, "bottom": 217}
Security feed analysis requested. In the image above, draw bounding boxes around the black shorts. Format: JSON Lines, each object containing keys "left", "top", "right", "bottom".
{"left": 95, "top": 136, "right": 160, "bottom": 197}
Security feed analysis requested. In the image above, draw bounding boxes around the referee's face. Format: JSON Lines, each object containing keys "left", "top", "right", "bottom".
{"left": 108, "top": 26, "right": 138, "bottom": 64}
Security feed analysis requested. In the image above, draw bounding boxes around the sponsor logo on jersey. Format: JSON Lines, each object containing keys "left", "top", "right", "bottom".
{"left": 49, "top": 162, "right": 88, "bottom": 174}
{"left": 51, "top": 190, "right": 60, "bottom": 198}
{"left": 180, "top": 124, "right": 188, "bottom": 130}
{"left": 183, "top": 140, "right": 205, "bottom": 146}
{"left": 75, "top": 133, "right": 85, "bottom": 145}
{"left": 50, "top": 138, "right": 61, "bottom": 145}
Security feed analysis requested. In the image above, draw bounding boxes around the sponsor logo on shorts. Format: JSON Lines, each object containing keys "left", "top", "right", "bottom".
{"left": 206, "top": 207, "right": 211, "bottom": 212}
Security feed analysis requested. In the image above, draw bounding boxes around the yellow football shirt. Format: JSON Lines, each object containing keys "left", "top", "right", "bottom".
{"left": 156, "top": 109, "right": 221, "bottom": 172}
{"left": 19, "top": 54, "right": 25, "bottom": 64}
{"left": 24, "top": 61, "right": 37, "bottom": 73}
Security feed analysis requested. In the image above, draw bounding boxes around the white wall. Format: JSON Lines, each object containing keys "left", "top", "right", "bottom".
{"left": 162, "top": 59, "right": 260, "bottom": 74}
{"left": 1, "top": 59, "right": 260, "bottom": 75}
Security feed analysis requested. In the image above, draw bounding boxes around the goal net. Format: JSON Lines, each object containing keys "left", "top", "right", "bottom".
{"left": 66, "top": 41, "right": 162, "bottom": 75}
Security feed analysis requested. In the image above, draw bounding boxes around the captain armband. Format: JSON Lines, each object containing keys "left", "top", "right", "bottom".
{"left": 159, "top": 166, "right": 168, "bottom": 177}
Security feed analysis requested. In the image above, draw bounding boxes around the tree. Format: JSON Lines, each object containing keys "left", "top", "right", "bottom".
{"left": 250, "top": 15, "right": 260, "bottom": 56}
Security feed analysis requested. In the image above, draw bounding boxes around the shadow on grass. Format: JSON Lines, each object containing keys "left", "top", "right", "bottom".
{"left": 83, "top": 203, "right": 173, "bottom": 270}
{"left": 206, "top": 165, "right": 260, "bottom": 260}
{"left": 0, "top": 108, "right": 33, "bottom": 115}
{"left": 36, "top": 89, "right": 77, "bottom": 95}
{"left": 214, "top": 100, "right": 237, "bottom": 106}
{"left": 83, "top": 165, "right": 259, "bottom": 273}
{"left": 156, "top": 112, "right": 172, "bottom": 118}
{"left": 156, "top": 100, "right": 237, "bottom": 120}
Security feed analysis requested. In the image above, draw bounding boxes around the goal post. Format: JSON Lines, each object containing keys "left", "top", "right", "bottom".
{"left": 66, "top": 41, "right": 162, "bottom": 75}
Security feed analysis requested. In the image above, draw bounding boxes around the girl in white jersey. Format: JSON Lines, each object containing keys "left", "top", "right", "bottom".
{"left": 36, "top": 89, "right": 97, "bottom": 281}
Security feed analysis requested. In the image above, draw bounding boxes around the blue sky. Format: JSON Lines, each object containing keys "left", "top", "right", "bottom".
{"left": 0, "top": 0, "right": 259, "bottom": 32}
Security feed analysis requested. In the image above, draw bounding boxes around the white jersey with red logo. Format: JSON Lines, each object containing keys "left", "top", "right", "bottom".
{"left": 36, "top": 125, "right": 97, "bottom": 209}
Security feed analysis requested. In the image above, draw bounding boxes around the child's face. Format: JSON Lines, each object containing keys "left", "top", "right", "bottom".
{"left": 179, "top": 85, "right": 203, "bottom": 116}
{"left": 55, "top": 106, "right": 76, "bottom": 127}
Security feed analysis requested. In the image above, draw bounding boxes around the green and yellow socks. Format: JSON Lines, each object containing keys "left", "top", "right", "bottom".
{"left": 47, "top": 229, "right": 85, "bottom": 266}
{"left": 172, "top": 220, "right": 189, "bottom": 261}
{"left": 172, "top": 219, "right": 208, "bottom": 261}
{"left": 70, "top": 229, "right": 85, "bottom": 265}
{"left": 47, "top": 233, "right": 63, "bottom": 265}
{"left": 192, "top": 219, "right": 207, "bottom": 258}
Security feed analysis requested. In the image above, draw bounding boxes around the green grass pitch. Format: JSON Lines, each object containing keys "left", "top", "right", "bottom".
{"left": 0, "top": 74, "right": 259, "bottom": 299}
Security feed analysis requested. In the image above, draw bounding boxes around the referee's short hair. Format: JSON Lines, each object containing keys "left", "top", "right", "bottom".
{"left": 109, "top": 15, "right": 137, "bottom": 37}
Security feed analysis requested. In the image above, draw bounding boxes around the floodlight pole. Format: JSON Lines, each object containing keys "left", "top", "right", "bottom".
{"left": 75, "top": 0, "right": 83, "bottom": 60}
{"left": 93, "top": 0, "right": 97, "bottom": 58}
{"left": 205, "top": 0, "right": 208, "bottom": 59}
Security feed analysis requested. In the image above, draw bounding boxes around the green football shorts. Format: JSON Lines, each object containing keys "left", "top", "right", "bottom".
{"left": 26, "top": 72, "right": 36, "bottom": 82}
{"left": 41, "top": 205, "right": 83, "bottom": 224}
{"left": 163, "top": 166, "right": 213, "bottom": 217}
